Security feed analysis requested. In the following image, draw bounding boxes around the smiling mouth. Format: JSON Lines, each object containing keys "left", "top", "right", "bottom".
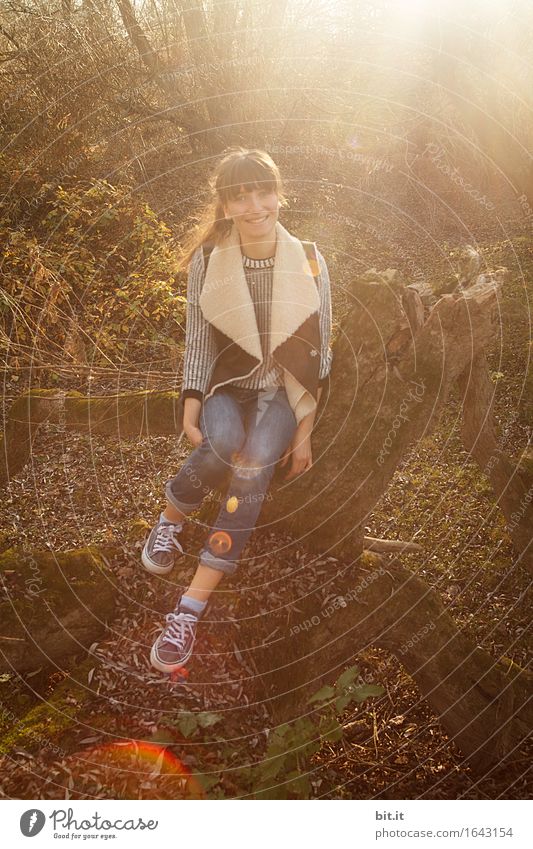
{"left": 245, "top": 215, "right": 269, "bottom": 224}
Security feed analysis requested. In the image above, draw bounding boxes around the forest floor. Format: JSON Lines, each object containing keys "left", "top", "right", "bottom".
{"left": 0, "top": 206, "right": 531, "bottom": 800}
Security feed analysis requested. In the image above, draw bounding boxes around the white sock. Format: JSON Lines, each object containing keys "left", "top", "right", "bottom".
{"left": 179, "top": 595, "right": 207, "bottom": 617}
{"left": 159, "top": 512, "right": 183, "bottom": 530}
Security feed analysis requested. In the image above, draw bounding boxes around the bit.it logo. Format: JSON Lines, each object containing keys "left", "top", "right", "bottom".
{"left": 20, "top": 809, "right": 46, "bottom": 837}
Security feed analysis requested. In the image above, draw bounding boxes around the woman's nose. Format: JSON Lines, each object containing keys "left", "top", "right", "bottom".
{"left": 246, "top": 193, "right": 264, "bottom": 211}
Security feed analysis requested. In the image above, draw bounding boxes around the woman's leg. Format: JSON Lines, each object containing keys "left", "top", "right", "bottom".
{"left": 164, "top": 389, "right": 246, "bottom": 516}
{"left": 143, "top": 390, "right": 246, "bottom": 574}
{"left": 150, "top": 388, "right": 296, "bottom": 673}
{"left": 197, "top": 387, "right": 297, "bottom": 575}
{"left": 162, "top": 502, "right": 187, "bottom": 523}
{"left": 175, "top": 390, "right": 250, "bottom": 601}
{"left": 183, "top": 562, "right": 225, "bottom": 602}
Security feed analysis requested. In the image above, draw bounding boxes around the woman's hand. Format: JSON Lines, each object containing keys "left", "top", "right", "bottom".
{"left": 183, "top": 422, "right": 203, "bottom": 448}
{"left": 182, "top": 397, "right": 203, "bottom": 448}
{"left": 279, "top": 427, "right": 313, "bottom": 479}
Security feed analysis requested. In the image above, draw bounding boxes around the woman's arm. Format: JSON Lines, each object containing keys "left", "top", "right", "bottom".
{"left": 180, "top": 246, "right": 217, "bottom": 432}
{"left": 296, "top": 246, "right": 331, "bottom": 434}
{"left": 280, "top": 247, "right": 331, "bottom": 478}
{"left": 316, "top": 247, "right": 333, "bottom": 389}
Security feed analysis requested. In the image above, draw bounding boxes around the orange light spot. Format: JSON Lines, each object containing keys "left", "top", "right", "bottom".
{"left": 170, "top": 666, "right": 189, "bottom": 681}
{"left": 208, "top": 531, "right": 232, "bottom": 554}
{"left": 75, "top": 741, "right": 205, "bottom": 799}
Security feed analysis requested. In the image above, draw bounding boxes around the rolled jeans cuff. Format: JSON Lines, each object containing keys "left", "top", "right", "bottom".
{"left": 199, "top": 550, "right": 238, "bottom": 576}
{"left": 165, "top": 480, "right": 203, "bottom": 514}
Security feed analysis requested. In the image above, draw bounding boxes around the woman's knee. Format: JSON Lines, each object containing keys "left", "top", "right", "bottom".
{"left": 200, "top": 395, "right": 245, "bottom": 462}
{"left": 232, "top": 451, "right": 274, "bottom": 483}
{"left": 201, "top": 429, "right": 243, "bottom": 465}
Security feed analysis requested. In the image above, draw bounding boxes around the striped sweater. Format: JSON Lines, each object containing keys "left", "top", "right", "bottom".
{"left": 181, "top": 244, "right": 333, "bottom": 400}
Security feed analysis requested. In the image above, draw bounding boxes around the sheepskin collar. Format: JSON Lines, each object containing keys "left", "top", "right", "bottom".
{"left": 199, "top": 220, "right": 320, "bottom": 360}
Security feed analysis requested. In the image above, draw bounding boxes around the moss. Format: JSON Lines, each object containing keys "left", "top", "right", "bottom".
{"left": 0, "top": 684, "right": 34, "bottom": 734}
{"left": 0, "top": 546, "right": 113, "bottom": 613}
{"left": 0, "top": 659, "right": 94, "bottom": 757}
{"left": 127, "top": 518, "right": 151, "bottom": 543}
{"left": 359, "top": 550, "right": 383, "bottom": 569}
{"left": 499, "top": 655, "right": 529, "bottom": 678}
{"left": 64, "top": 390, "right": 182, "bottom": 436}
{"left": 7, "top": 389, "right": 63, "bottom": 426}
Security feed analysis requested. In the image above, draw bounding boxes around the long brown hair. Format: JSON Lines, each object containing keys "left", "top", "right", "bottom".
{"left": 178, "top": 147, "right": 288, "bottom": 271}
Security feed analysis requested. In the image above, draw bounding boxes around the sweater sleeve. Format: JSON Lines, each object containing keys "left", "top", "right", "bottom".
{"left": 180, "top": 245, "right": 217, "bottom": 401}
{"left": 315, "top": 247, "right": 333, "bottom": 387}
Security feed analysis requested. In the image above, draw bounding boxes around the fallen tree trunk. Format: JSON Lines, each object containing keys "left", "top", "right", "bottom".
{"left": 242, "top": 552, "right": 531, "bottom": 773}
{"left": 258, "top": 266, "right": 506, "bottom": 561}
{"left": 0, "top": 548, "right": 116, "bottom": 674}
{"left": 0, "top": 389, "right": 184, "bottom": 486}
{"left": 201, "top": 261, "right": 531, "bottom": 768}
{"left": 457, "top": 351, "right": 533, "bottom": 565}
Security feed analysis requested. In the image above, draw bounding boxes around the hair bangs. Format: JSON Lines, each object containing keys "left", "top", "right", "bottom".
{"left": 219, "top": 156, "right": 279, "bottom": 202}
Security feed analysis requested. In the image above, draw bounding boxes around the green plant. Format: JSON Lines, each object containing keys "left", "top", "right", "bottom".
{"left": 1, "top": 179, "right": 185, "bottom": 376}
{"left": 152, "top": 710, "right": 222, "bottom": 742}
{"left": 159, "top": 666, "right": 384, "bottom": 800}
{"left": 251, "top": 665, "right": 384, "bottom": 799}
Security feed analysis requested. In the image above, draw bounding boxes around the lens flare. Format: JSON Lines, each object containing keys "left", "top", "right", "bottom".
{"left": 74, "top": 740, "right": 205, "bottom": 799}
{"left": 208, "top": 531, "right": 232, "bottom": 554}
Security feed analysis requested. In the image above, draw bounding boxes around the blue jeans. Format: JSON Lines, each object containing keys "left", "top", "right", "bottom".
{"left": 165, "top": 385, "right": 298, "bottom": 575}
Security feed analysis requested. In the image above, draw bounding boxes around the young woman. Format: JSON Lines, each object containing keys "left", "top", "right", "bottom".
{"left": 142, "top": 147, "right": 333, "bottom": 673}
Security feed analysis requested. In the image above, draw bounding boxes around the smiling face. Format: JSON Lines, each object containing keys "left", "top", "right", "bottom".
{"left": 222, "top": 183, "right": 280, "bottom": 245}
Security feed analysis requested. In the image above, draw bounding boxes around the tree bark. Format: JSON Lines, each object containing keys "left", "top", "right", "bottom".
{"left": 457, "top": 351, "right": 533, "bottom": 565}
{"left": 0, "top": 548, "right": 116, "bottom": 674}
{"left": 243, "top": 552, "right": 531, "bottom": 773}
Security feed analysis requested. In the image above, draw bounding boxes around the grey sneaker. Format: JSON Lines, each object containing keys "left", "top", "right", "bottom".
{"left": 150, "top": 604, "right": 199, "bottom": 673}
{"left": 141, "top": 519, "right": 185, "bottom": 575}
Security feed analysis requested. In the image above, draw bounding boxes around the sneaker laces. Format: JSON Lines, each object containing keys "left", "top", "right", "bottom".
{"left": 152, "top": 522, "right": 184, "bottom": 556}
{"left": 161, "top": 610, "right": 197, "bottom": 649}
